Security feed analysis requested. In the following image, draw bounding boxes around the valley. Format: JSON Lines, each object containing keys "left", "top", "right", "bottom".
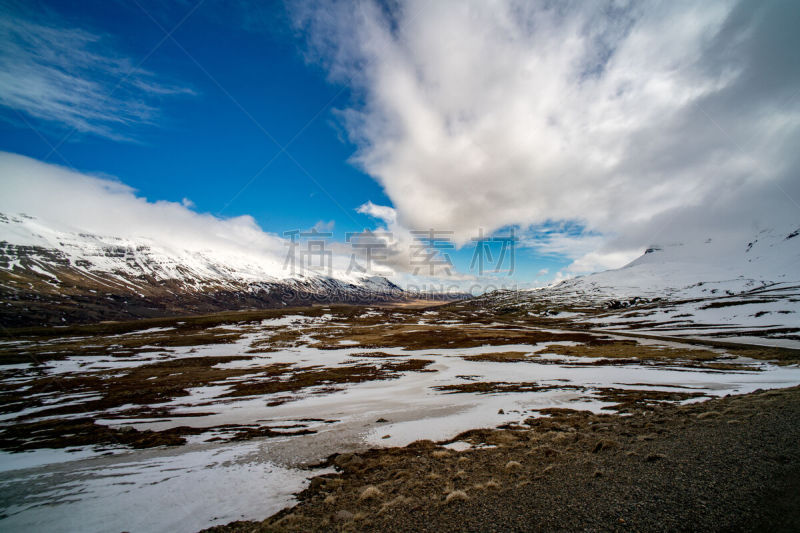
{"left": 0, "top": 294, "right": 798, "bottom": 531}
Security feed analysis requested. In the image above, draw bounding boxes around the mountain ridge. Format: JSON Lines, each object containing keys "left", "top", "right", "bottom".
{"left": 467, "top": 225, "right": 800, "bottom": 347}
{"left": 0, "top": 212, "right": 409, "bottom": 327}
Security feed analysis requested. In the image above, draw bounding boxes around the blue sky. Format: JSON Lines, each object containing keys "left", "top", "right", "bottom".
{"left": 2, "top": 1, "right": 386, "bottom": 229}
{"left": 3, "top": 1, "right": 797, "bottom": 289}
{"left": 0, "top": 0, "right": 571, "bottom": 287}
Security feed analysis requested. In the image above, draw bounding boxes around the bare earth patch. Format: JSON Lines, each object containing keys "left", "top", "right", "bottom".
{"left": 204, "top": 386, "right": 800, "bottom": 532}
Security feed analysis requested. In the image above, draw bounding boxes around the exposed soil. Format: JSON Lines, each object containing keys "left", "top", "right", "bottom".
{"left": 0, "top": 417, "right": 197, "bottom": 451}
{"left": 0, "top": 356, "right": 435, "bottom": 452}
{"left": 0, "top": 306, "right": 794, "bottom": 456}
{"left": 220, "top": 359, "right": 435, "bottom": 398}
{"left": 544, "top": 341, "right": 720, "bottom": 361}
{"left": 432, "top": 381, "right": 567, "bottom": 394}
{"left": 464, "top": 351, "right": 537, "bottom": 362}
{"left": 306, "top": 324, "right": 617, "bottom": 351}
{"left": 596, "top": 330, "right": 800, "bottom": 365}
{"left": 206, "top": 386, "right": 800, "bottom": 533}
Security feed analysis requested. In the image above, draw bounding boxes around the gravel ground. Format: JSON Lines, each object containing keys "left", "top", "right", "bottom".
{"left": 206, "top": 386, "right": 800, "bottom": 532}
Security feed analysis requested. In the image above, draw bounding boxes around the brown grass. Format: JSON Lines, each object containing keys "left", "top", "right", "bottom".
{"left": 434, "top": 382, "right": 580, "bottom": 394}
{"left": 544, "top": 341, "right": 719, "bottom": 361}
{"left": 466, "top": 351, "right": 537, "bottom": 362}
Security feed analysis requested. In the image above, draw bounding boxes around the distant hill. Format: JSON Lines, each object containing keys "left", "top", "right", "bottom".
{"left": 467, "top": 225, "right": 800, "bottom": 347}
{"left": 0, "top": 212, "right": 408, "bottom": 327}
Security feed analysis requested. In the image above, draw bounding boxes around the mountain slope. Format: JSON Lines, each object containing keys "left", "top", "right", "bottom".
{"left": 470, "top": 226, "right": 800, "bottom": 347}
{"left": 0, "top": 212, "right": 405, "bottom": 327}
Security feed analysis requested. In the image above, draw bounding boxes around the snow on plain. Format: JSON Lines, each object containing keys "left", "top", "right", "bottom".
{"left": 0, "top": 441, "right": 326, "bottom": 533}
{"left": 2, "top": 308, "right": 800, "bottom": 531}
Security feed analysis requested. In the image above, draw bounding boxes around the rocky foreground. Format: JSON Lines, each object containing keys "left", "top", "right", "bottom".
{"left": 208, "top": 386, "right": 800, "bottom": 532}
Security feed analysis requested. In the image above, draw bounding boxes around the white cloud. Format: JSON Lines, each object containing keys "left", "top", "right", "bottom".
{"left": 355, "top": 201, "right": 470, "bottom": 278}
{"left": 0, "top": 151, "right": 288, "bottom": 262}
{"left": 356, "top": 201, "right": 397, "bottom": 225}
{"left": 311, "top": 219, "right": 336, "bottom": 232}
{"left": 292, "top": 0, "right": 800, "bottom": 269}
{"left": 566, "top": 250, "right": 641, "bottom": 274}
{"left": 0, "top": 3, "right": 193, "bottom": 139}
{"left": 0, "top": 152, "right": 479, "bottom": 291}
{"left": 519, "top": 225, "right": 640, "bottom": 273}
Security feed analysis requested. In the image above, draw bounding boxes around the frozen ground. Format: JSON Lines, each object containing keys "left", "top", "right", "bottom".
{"left": 1, "top": 306, "right": 799, "bottom": 532}
{"left": 0, "top": 441, "right": 320, "bottom": 532}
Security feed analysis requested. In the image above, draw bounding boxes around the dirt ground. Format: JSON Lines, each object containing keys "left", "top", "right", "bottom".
{"left": 206, "top": 386, "right": 800, "bottom": 533}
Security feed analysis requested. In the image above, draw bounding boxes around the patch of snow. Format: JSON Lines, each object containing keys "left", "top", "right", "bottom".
{"left": 0, "top": 441, "right": 328, "bottom": 533}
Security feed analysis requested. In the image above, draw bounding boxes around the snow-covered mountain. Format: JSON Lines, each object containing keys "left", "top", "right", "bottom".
{"left": 474, "top": 226, "right": 800, "bottom": 347}
{"left": 0, "top": 212, "right": 405, "bottom": 326}
{"left": 550, "top": 226, "right": 799, "bottom": 301}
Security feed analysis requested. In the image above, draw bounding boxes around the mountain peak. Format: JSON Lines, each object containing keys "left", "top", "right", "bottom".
{"left": 0, "top": 213, "right": 408, "bottom": 326}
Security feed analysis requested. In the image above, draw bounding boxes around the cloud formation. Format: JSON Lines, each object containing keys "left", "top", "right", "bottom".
{"left": 0, "top": 152, "right": 477, "bottom": 290}
{"left": 291, "top": 0, "right": 800, "bottom": 273}
{"left": 0, "top": 151, "right": 288, "bottom": 263}
{"left": 0, "top": 1, "right": 192, "bottom": 139}
{"left": 354, "top": 201, "right": 471, "bottom": 279}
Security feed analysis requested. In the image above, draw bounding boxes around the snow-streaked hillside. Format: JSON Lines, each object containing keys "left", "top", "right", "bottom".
{"left": 0, "top": 212, "right": 405, "bottom": 326}
{"left": 553, "top": 226, "right": 800, "bottom": 301}
{"left": 0, "top": 211, "right": 386, "bottom": 287}
{"left": 473, "top": 226, "right": 800, "bottom": 347}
